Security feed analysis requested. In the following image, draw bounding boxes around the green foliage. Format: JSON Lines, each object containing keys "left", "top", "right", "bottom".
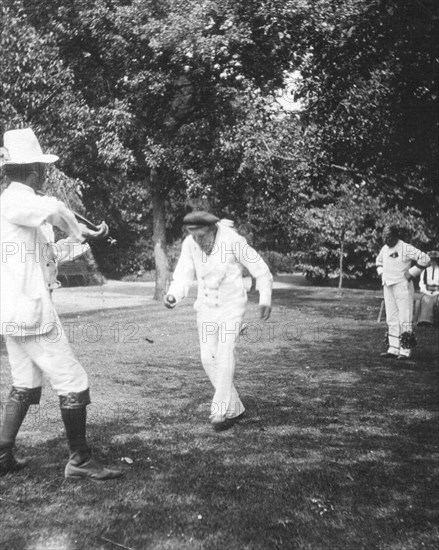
{"left": 259, "top": 250, "right": 296, "bottom": 275}
{"left": 117, "top": 236, "right": 184, "bottom": 279}
{"left": 295, "top": 0, "right": 438, "bottom": 225}
{"left": 0, "top": 2, "right": 95, "bottom": 162}
{"left": 2, "top": 0, "right": 437, "bottom": 284}
{"left": 290, "top": 178, "right": 431, "bottom": 284}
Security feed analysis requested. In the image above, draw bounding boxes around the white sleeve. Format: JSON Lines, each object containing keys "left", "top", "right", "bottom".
{"left": 167, "top": 237, "right": 196, "bottom": 302}
{"left": 4, "top": 193, "right": 84, "bottom": 241}
{"left": 56, "top": 240, "right": 91, "bottom": 264}
{"left": 46, "top": 203, "right": 85, "bottom": 242}
{"left": 234, "top": 236, "right": 273, "bottom": 306}
{"left": 408, "top": 248, "right": 430, "bottom": 278}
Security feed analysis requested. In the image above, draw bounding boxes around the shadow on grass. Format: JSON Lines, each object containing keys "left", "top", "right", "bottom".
{"left": 1, "top": 290, "right": 437, "bottom": 550}
{"left": 3, "top": 351, "right": 437, "bottom": 550}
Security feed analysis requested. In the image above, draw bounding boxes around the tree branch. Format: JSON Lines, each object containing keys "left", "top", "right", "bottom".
{"left": 262, "top": 140, "right": 401, "bottom": 185}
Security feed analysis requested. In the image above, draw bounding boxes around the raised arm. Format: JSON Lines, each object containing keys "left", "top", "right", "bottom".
{"left": 4, "top": 192, "right": 84, "bottom": 242}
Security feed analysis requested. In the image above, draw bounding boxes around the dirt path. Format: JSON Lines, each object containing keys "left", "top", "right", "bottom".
{"left": 53, "top": 275, "right": 317, "bottom": 315}
{"left": 53, "top": 280, "right": 154, "bottom": 314}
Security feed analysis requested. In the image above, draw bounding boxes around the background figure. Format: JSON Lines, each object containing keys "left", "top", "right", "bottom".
{"left": 0, "top": 128, "right": 122, "bottom": 480}
{"left": 417, "top": 251, "right": 439, "bottom": 326}
{"left": 164, "top": 211, "right": 272, "bottom": 431}
{"left": 376, "top": 225, "right": 430, "bottom": 359}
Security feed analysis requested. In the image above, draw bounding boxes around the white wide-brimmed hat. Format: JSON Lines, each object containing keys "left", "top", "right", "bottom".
{"left": 1, "top": 128, "right": 59, "bottom": 165}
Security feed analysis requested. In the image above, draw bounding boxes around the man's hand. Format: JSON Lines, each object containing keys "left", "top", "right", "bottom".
{"left": 404, "top": 271, "right": 412, "bottom": 281}
{"left": 164, "top": 294, "right": 177, "bottom": 309}
{"left": 259, "top": 305, "right": 272, "bottom": 321}
{"left": 79, "top": 222, "right": 109, "bottom": 241}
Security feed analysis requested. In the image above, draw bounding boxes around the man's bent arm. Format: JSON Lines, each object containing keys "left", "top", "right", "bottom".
{"left": 167, "top": 238, "right": 196, "bottom": 302}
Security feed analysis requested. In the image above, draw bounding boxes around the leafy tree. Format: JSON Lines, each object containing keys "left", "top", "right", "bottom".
{"left": 252, "top": 0, "right": 438, "bottom": 282}
{"left": 291, "top": 178, "right": 430, "bottom": 289}
{"left": 12, "top": 0, "right": 307, "bottom": 297}
{"left": 0, "top": 2, "right": 96, "bottom": 163}
{"left": 3, "top": 0, "right": 436, "bottom": 291}
{"left": 295, "top": 0, "right": 438, "bottom": 230}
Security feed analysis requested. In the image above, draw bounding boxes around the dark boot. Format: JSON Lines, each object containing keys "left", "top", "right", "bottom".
{"left": 0, "top": 386, "right": 41, "bottom": 476}
{"left": 60, "top": 390, "right": 123, "bottom": 481}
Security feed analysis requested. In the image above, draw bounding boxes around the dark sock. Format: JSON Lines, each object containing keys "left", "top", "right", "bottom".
{"left": 0, "top": 401, "right": 30, "bottom": 453}
{"left": 60, "top": 407, "right": 91, "bottom": 465}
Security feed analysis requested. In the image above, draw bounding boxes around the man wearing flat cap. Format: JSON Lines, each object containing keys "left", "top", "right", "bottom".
{"left": 0, "top": 128, "right": 123, "bottom": 479}
{"left": 164, "top": 210, "right": 273, "bottom": 431}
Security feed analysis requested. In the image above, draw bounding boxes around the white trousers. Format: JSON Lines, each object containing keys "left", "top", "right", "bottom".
{"left": 196, "top": 302, "right": 246, "bottom": 421}
{"left": 384, "top": 280, "right": 414, "bottom": 357}
{"left": 4, "top": 314, "right": 88, "bottom": 395}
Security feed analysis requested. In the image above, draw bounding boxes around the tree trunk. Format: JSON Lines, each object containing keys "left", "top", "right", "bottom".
{"left": 151, "top": 169, "right": 169, "bottom": 301}
{"left": 338, "top": 235, "right": 344, "bottom": 292}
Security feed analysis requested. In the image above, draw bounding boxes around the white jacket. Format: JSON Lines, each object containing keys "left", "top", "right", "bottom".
{"left": 376, "top": 240, "right": 430, "bottom": 286}
{"left": 168, "top": 223, "right": 272, "bottom": 310}
{"left": 1, "top": 182, "right": 84, "bottom": 335}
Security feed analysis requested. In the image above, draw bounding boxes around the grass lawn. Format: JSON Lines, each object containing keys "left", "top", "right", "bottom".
{"left": 1, "top": 281, "right": 438, "bottom": 550}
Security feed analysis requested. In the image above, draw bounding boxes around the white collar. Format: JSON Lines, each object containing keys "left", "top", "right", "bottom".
{"left": 7, "top": 181, "right": 36, "bottom": 194}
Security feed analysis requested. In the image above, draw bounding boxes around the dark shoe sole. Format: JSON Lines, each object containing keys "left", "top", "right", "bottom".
{"left": 212, "top": 412, "right": 246, "bottom": 432}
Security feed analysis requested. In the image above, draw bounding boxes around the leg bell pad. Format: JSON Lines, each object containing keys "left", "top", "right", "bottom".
{"left": 59, "top": 389, "right": 91, "bottom": 409}
{"left": 9, "top": 386, "right": 42, "bottom": 406}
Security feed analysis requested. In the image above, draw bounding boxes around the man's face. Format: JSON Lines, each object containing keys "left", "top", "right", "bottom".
{"left": 23, "top": 163, "right": 47, "bottom": 189}
{"left": 6, "top": 162, "right": 47, "bottom": 187}
{"left": 33, "top": 163, "right": 47, "bottom": 188}
{"left": 187, "top": 225, "right": 216, "bottom": 248}
{"left": 383, "top": 227, "right": 398, "bottom": 247}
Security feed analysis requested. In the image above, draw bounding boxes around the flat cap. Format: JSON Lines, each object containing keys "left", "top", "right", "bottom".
{"left": 183, "top": 211, "right": 219, "bottom": 226}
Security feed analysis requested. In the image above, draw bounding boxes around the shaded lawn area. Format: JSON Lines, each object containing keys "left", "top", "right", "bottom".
{"left": 1, "top": 283, "right": 438, "bottom": 550}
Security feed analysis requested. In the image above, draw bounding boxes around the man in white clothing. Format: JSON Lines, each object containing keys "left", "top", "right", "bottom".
{"left": 0, "top": 128, "right": 123, "bottom": 480}
{"left": 164, "top": 211, "right": 273, "bottom": 431}
{"left": 376, "top": 225, "right": 430, "bottom": 359}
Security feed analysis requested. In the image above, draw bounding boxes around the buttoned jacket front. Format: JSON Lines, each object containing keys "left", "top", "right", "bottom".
{"left": 168, "top": 223, "right": 272, "bottom": 311}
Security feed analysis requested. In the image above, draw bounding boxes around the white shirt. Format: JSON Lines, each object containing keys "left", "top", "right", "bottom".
{"left": 376, "top": 240, "right": 430, "bottom": 286}
{"left": 0, "top": 182, "right": 84, "bottom": 335}
{"left": 419, "top": 265, "right": 439, "bottom": 296}
{"left": 168, "top": 223, "right": 273, "bottom": 310}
